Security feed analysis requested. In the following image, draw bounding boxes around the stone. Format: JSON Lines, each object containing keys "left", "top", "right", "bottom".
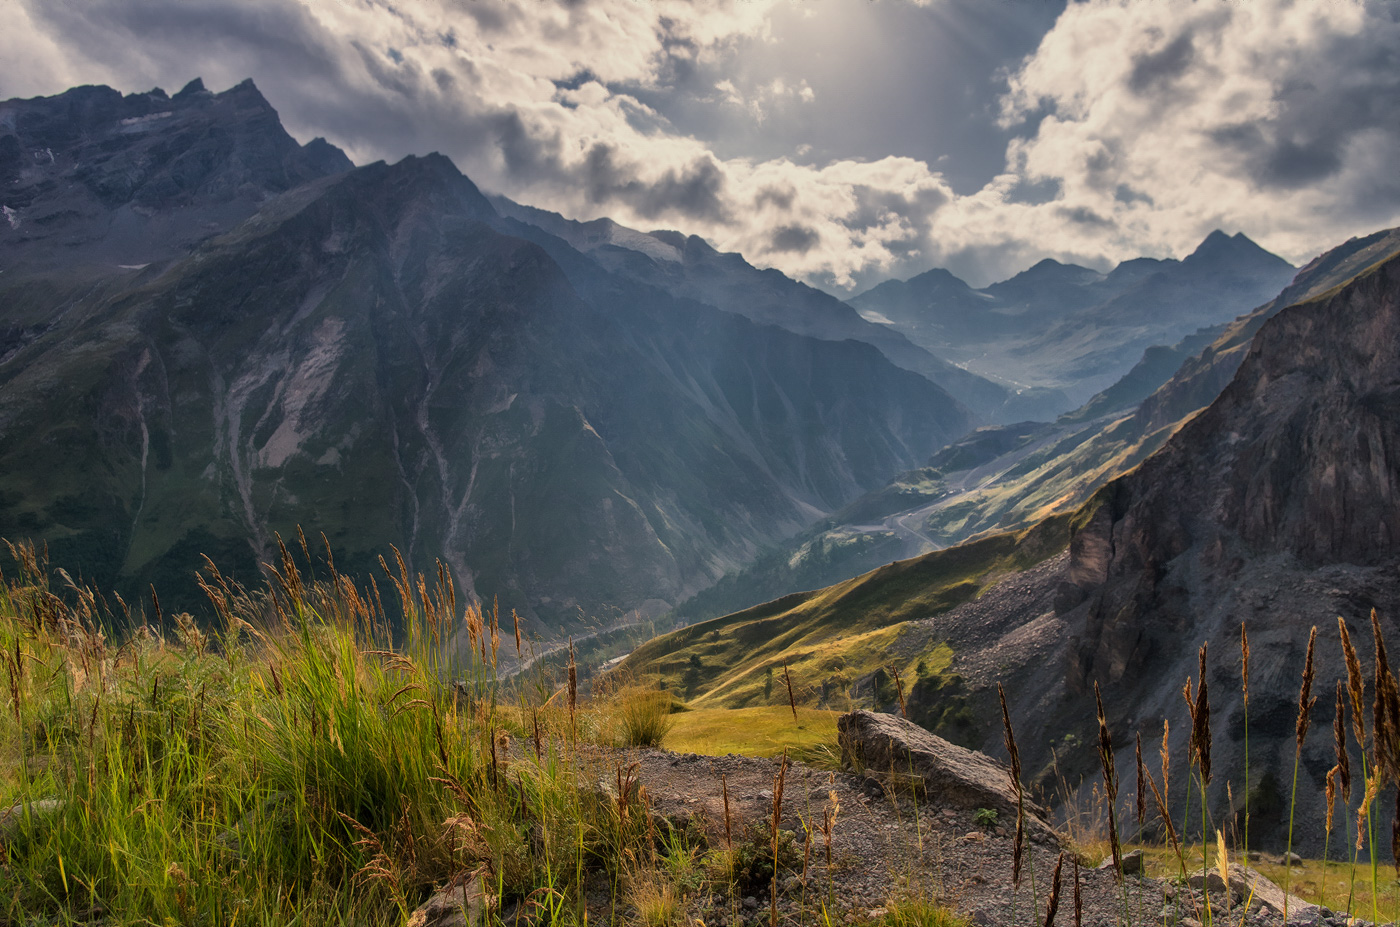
{"left": 0, "top": 799, "right": 65, "bottom": 844}
{"left": 407, "top": 869, "right": 491, "bottom": 927}
{"left": 1186, "top": 866, "right": 1317, "bottom": 920}
{"left": 836, "top": 710, "right": 1055, "bottom": 842}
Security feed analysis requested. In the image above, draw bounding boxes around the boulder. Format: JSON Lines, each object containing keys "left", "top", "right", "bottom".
{"left": 408, "top": 869, "right": 491, "bottom": 927}
{"left": 836, "top": 711, "right": 1054, "bottom": 838}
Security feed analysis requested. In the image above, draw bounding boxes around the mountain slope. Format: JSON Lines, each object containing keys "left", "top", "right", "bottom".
{"left": 489, "top": 198, "right": 1066, "bottom": 423}
{"left": 0, "top": 81, "right": 974, "bottom": 631}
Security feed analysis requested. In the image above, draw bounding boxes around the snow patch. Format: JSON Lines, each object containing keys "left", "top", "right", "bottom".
{"left": 607, "top": 226, "right": 683, "bottom": 264}
{"left": 2, "top": 206, "right": 17, "bottom": 230}
{"left": 259, "top": 317, "right": 347, "bottom": 469}
{"left": 117, "top": 263, "right": 150, "bottom": 271}
{"left": 855, "top": 308, "right": 895, "bottom": 326}
{"left": 119, "top": 112, "right": 173, "bottom": 133}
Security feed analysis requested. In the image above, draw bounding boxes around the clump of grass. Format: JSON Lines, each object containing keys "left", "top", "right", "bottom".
{"left": 876, "top": 891, "right": 969, "bottom": 927}
{"left": 628, "top": 870, "right": 681, "bottom": 927}
{"left": 616, "top": 687, "right": 677, "bottom": 748}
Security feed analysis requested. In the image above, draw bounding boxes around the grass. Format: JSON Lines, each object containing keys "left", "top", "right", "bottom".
{"left": 621, "top": 513, "right": 1073, "bottom": 712}
{"left": 0, "top": 539, "right": 727, "bottom": 926}
{"left": 664, "top": 706, "right": 841, "bottom": 764}
{"left": 0, "top": 538, "right": 944, "bottom": 927}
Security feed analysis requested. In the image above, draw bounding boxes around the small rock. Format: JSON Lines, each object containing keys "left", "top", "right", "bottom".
{"left": 0, "top": 798, "right": 65, "bottom": 844}
{"left": 757, "top": 790, "right": 773, "bottom": 802}
{"left": 867, "top": 908, "right": 887, "bottom": 919}
{"left": 1122, "top": 849, "right": 1144, "bottom": 874}
{"left": 782, "top": 876, "right": 803, "bottom": 895}
{"left": 961, "top": 831, "right": 985, "bottom": 842}
{"left": 1285, "top": 851, "right": 1304, "bottom": 865}
{"left": 742, "top": 896, "right": 759, "bottom": 911}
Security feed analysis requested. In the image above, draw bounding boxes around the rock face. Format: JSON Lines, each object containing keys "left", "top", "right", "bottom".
{"left": 407, "top": 871, "right": 489, "bottom": 927}
{"left": 0, "top": 79, "right": 974, "bottom": 631}
{"left": 1054, "top": 243, "right": 1400, "bottom": 853}
{"left": 837, "top": 710, "right": 1054, "bottom": 838}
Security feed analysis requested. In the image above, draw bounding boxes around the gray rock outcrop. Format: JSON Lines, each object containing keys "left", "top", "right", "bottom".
{"left": 837, "top": 710, "right": 1055, "bottom": 840}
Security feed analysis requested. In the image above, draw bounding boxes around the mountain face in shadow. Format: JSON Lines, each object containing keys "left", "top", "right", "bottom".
{"left": 851, "top": 232, "right": 1297, "bottom": 408}
{"left": 0, "top": 80, "right": 973, "bottom": 630}
{"left": 489, "top": 198, "right": 1068, "bottom": 424}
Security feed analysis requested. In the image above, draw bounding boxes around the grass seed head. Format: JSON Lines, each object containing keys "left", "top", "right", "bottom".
{"left": 1339, "top": 614, "right": 1367, "bottom": 747}
{"left": 1335, "top": 680, "right": 1352, "bottom": 802}
{"left": 1296, "top": 626, "right": 1318, "bottom": 749}
{"left": 1241, "top": 622, "right": 1250, "bottom": 707}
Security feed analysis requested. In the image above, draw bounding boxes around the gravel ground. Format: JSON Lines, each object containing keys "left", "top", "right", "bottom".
{"left": 568, "top": 746, "right": 1388, "bottom": 927}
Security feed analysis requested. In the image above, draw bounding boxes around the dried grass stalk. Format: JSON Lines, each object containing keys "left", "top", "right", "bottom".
{"left": 1192, "top": 644, "right": 1211, "bottom": 785}
{"left": 1335, "top": 680, "right": 1352, "bottom": 802}
{"left": 1135, "top": 732, "right": 1146, "bottom": 827}
{"left": 1241, "top": 622, "right": 1250, "bottom": 708}
{"left": 999, "top": 682, "right": 1026, "bottom": 886}
{"left": 1339, "top": 615, "right": 1367, "bottom": 748}
{"left": 1094, "top": 682, "right": 1122, "bottom": 875}
{"left": 1044, "top": 853, "right": 1064, "bottom": 927}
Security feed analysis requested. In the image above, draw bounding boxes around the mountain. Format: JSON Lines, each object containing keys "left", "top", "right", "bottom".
{"left": 0, "top": 80, "right": 974, "bottom": 631}
{"left": 629, "top": 230, "right": 1400, "bottom": 853}
{"left": 489, "top": 199, "right": 1067, "bottom": 424}
{"left": 674, "top": 228, "right": 1400, "bottom": 625}
{"left": 0, "top": 77, "right": 352, "bottom": 268}
{"left": 850, "top": 233, "right": 1297, "bottom": 407}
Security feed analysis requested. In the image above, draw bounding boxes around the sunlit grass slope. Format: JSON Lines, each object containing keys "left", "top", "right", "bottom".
{"left": 620, "top": 513, "right": 1072, "bottom": 710}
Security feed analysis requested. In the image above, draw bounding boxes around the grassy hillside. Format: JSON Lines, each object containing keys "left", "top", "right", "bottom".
{"left": 619, "top": 513, "right": 1073, "bottom": 711}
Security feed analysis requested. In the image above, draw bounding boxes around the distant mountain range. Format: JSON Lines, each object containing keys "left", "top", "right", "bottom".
{"left": 851, "top": 232, "right": 1297, "bottom": 408}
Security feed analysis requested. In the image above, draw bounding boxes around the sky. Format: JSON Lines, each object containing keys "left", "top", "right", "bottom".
{"left": 3, "top": 0, "right": 1399, "bottom": 291}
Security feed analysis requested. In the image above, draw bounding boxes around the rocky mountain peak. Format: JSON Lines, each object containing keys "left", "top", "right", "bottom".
{"left": 0, "top": 78, "right": 352, "bottom": 266}
{"left": 1182, "top": 229, "right": 1292, "bottom": 275}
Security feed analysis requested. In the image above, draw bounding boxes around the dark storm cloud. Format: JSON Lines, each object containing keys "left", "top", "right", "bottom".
{"left": 1208, "top": 40, "right": 1400, "bottom": 192}
{"left": 583, "top": 144, "right": 730, "bottom": 222}
{"left": 1128, "top": 32, "right": 1194, "bottom": 93}
{"left": 754, "top": 186, "right": 795, "bottom": 211}
{"left": 1057, "top": 205, "right": 1111, "bottom": 227}
{"left": 767, "top": 224, "right": 820, "bottom": 255}
{"left": 29, "top": 0, "right": 342, "bottom": 83}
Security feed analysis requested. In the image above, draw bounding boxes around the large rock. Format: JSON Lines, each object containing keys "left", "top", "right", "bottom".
{"left": 407, "top": 869, "right": 490, "bottom": 927}
{"left": 837, "top": 710, "right": 1053, "bottom": 837}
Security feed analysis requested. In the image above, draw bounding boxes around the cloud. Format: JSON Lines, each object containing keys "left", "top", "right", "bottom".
{"left": 4, "top": 0, "right": 1400, "bottom": 290}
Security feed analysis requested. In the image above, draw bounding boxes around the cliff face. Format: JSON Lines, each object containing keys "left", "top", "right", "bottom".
{"left": 1055, "top": 248, "right": 1400, "bottom": 852}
